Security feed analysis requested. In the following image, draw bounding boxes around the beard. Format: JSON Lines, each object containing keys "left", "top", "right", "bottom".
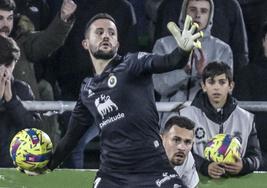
{"left": 171, "top": 152, "right": 186, "bottom": 166}
{"left": 0, "top": 26, "right": 11, "bottom": 36}
{"left": 90, "top": 46, "right": 117, "bottom": 60}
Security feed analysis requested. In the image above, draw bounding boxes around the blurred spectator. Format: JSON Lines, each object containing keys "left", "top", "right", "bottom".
{"left": 153, "top": 0, "right": 233, "bottom": 125}
{"left": 144, "top": 0, "right": 177, "bottom": 50}
{"left": 12, "top": 0, "right": 57, "bottom": 104}
{"left": 0, "top": 35, "right": 41, "bottom": 167}
{"left": 0, "top": 0, "right": 77, "bottom": 144}
{"left": 8, "top": 0, "right": 76, "bottom": 99}
{"left": 14, "top": 0, "right": 52, "bottom": 30}
{"left": 234, "top": 22, "right": 267, "bottom": 170}
{"left": 146, "top": 0, "right": 248, "bottom": 78}
{"left": 128, "top": 0, "right": 150, "bottom": 51}
{"left": 237, "top": 0, "right": 267, "bottom": 62}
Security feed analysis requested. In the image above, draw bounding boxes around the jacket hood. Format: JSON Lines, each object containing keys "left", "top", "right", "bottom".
{"left": 191, "top": 90, "right": 237, "bottom": 124}
{"left": 179, "top": 0, "right": 214, "bottom": 38}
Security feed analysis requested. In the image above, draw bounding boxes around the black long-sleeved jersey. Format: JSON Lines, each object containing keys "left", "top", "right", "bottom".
{"left": 48, "top": 48, "right": 189, "bottom": 174}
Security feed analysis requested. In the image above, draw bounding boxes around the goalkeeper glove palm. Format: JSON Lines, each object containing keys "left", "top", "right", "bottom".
{"left": 168, "top": 15, "right": 203, "bottom": 52}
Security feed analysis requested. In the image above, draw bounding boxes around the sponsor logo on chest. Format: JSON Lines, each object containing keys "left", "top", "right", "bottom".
{"left": 94, "top": 94, "right": 125, "bottom": 128}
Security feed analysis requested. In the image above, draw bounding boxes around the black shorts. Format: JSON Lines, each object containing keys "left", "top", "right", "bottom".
{"left": 92, "top": 170, "right": 186, "bottom": 188}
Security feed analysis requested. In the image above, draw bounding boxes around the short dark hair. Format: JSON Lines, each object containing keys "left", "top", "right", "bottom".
{"left": 84, "top": 13, "right": 116, "bottom": 37}
{"left": 0, "top": 35, "right": 20, "bottom": 65}
{"left": 0, "top": 0, "right": 16, "bottom": 11}
{"left": 202, "top": 62, "right": 233, "bottom": 83}
{"left": 161, "top": 115, "right": 195, "bottom": 135}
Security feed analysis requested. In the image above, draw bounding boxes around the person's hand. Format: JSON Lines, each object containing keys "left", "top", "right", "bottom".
{"left": 194, "top": 48, "right": 206, "bottom": 76}
{"left": 208, "top": 162, "right": 225, "bottom": 179}
{"left": 184, "top": 48, "right": 206, "bottom": 75}
{"left": 0, "top": 66, "right": 6, "bottom": 99}
{"left": 167, "top": 15, "right": 203, "bottom": 52}
{"left": 3, "top": 68, "right": 12, "bottom": 102}
{"left": 17, "top": 166, "right": 48, "bottom": 176}
{"left": 60, "top": 0, "right": 77, "bottom": 22}
{"left": 222, "top": 155, "right": 243, "bottom": 175}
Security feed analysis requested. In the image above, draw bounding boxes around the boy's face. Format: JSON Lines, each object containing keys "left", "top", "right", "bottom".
{"left": 162, "top": 125, "right": 194, "bottom": 166}
{"left": 0, "top": 62, "right": 15, "bottom": 79}
{"left": 201, "top": 73, "right": 234, "bottom": 108}
{"left": 186, "top": 0, "right": 210, "bottom": 31}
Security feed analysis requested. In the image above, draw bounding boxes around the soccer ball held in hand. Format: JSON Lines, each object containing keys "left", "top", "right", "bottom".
{"left": 10, "top": 128, "right": 53, "bottom": 174}
{"left": 204, "top": 134, "right": 242, "bottom": 164}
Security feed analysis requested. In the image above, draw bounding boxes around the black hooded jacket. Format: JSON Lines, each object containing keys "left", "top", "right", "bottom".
{"left": 181, "top": 90, "right": 262, "bottom": 176}
{"left": 0, "top": 79, "right": 40, "bottom": 167}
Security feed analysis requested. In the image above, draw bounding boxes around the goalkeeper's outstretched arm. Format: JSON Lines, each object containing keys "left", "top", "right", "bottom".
{"left": 47, "top": 116, "right": 89, "bottom": 170}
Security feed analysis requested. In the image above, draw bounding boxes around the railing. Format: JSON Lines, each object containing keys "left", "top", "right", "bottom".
{"left": 21, "top": 101, "right": 267, "bottom": 115}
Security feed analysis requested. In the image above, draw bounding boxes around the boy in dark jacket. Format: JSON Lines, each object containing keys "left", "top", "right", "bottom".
{"left": 0, "top": 35, "right": 41, "bottom": 167}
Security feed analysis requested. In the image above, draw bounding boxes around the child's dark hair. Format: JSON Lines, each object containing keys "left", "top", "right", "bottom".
{"left": 84, "top": 13, "right": 116, "bottom": 37}
{"left": 0, "top": 0, "right": 16, "bottom": 11}
{"left": 202, "top": 62, "right": 233, "bottom": 83}
{"left": 0, "top": 35, "right": 20, "bottom": 65}
{"left": 161, "top": 115, "right": 195, "bottom": 135}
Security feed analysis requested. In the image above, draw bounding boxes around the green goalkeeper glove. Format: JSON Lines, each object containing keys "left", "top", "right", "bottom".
{"left": 167, "top": 15, "right": 203, "bottom": 52}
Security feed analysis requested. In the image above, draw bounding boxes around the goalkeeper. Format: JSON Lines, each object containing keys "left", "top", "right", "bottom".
{"left": 47, "top": 13, "right": 202, "bottom": 187}
{"left": 180, "top": 62, "right": 262, "bottom": 178}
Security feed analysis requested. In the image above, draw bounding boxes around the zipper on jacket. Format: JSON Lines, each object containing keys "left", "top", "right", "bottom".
{"left": 219, "top": 109, "right": 224, "bottom": 133}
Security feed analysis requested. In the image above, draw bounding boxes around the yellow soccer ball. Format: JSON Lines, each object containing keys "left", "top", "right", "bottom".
{"left": 10, "top": 128, "right": 53, "bottom": 171}
{"left": 204, "top": 134, "right": 241, "bottom": 164}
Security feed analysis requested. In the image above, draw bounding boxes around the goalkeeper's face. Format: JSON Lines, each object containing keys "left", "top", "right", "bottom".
{"left": 82, "top": 19, "right": 119, "bottom": 60}
{"left": 162, "top": 125, "right": 194, "bottom": 166}
{"left": 186, "top": 0, "right": 210, "bottom": 31}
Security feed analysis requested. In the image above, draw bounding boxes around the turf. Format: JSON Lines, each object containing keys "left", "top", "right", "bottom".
{"left": 0, "top": 168, "right": 266, "bottom": 188}
{"left": 0, "top": 168, "right": 96, "bottom": 188}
